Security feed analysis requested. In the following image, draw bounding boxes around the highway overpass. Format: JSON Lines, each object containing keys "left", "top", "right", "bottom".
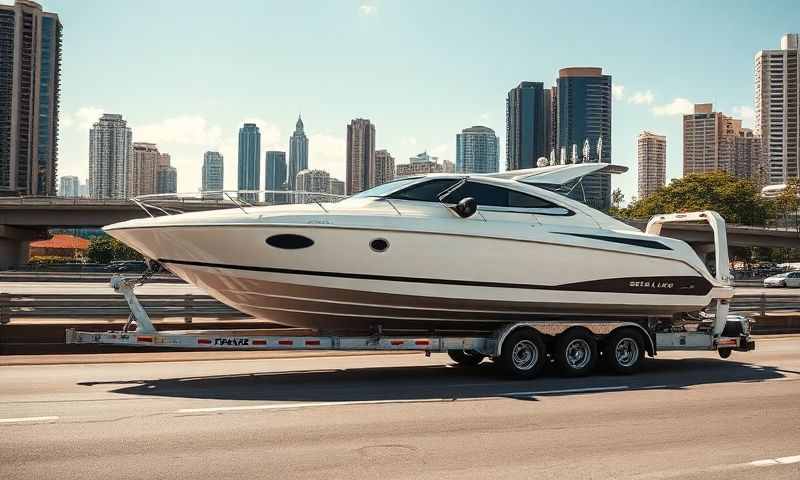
{"left": 1, "top": 197, "right": 799, "bottom": 267}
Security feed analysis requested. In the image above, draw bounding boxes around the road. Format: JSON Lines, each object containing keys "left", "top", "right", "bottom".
{"left": 2, "top": 281, "right": 798, "bottom": 296}
{"left": 1, "top": 338, "right": 800, "bottom": 479}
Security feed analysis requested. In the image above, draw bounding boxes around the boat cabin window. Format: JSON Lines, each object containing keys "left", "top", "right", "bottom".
{"left": 389, "top": 179, "right": 461, "bottom": 202}
{"left": 442, "top": 181, "right": 573, "bottom": 215}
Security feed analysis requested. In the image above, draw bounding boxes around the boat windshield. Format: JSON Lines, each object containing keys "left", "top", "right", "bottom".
{"left": 350, "top": 177, "right": 424, "bottom": 198}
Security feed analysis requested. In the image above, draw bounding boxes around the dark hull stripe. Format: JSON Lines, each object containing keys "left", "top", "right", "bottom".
{"left": 159, "top": 258, "right": 714, "bottom": 296}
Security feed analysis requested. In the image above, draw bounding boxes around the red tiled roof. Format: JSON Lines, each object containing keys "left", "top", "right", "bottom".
{"left": 30, "top": 234, "right": 90, "bottom": 250}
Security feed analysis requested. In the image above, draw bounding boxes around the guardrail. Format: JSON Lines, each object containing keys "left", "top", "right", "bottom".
{"left": 0, "top": 293, "right": 246, "bottom": 325}
{"left": 1, "top": 292, "right": 800, "bottom": 326}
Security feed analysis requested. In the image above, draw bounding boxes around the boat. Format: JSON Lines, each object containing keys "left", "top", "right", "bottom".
{"left": 104, "top": 163, "right": 734, "bottom": 333}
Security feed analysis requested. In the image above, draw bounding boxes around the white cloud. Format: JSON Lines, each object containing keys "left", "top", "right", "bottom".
{"left": 731, "top": 105, "right": 755, "bottom": 128}
{"left": 402, "top": 136, "right": 418, "bottom": 146}
{"left": 134, "top": 115, "right": 224, "bottom": 147}
{"left": 612, "top": 84, "right": 625, "bottom": 101}
{"left": 651, "top": 98, "right": 694, "bottom": 116}
{"left": 429, "top": 142, "right": 453, "bottom": 161}
{"left": 479, "top": 112, "right": 490, "bottom": 121}
{"left": 359, "top": 4, "right": 377, "bottom": 16}
{"left": 60, "top": 106, "right": 104, "bottom": 131}
{"left": 308, "top": 132, "right": 346, "bottom": 179}
{"left": 628, "top": 90, "right": 654, "bottom": 105}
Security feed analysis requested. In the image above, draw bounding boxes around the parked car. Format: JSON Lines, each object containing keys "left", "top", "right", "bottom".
{"left": 763, "top": 271, "right": 800, "bottom": 288}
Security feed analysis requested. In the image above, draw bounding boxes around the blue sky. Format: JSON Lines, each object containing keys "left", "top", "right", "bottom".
{"left": 18, "top": 0, "right": 800, "bottom": 201}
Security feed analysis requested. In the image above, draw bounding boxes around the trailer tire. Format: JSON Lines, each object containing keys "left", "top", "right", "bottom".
{"left": 718, "top": 348, "right": 732, "bottom": 359}
{"left": 554, "top": 329, "right": 597, "bottom": 377}
{"left": 604, "top": 328, "right": 645, "bottom": 375}
{"left": 498, "top": 328, "right": 547, "bottom": 380}
{"left": 447, "top": 349, "right": 485, "bottom": 366}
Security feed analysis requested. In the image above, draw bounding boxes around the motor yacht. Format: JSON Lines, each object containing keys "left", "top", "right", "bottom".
{"left": 104, "top": 164, "right": 733, "bottom": 332}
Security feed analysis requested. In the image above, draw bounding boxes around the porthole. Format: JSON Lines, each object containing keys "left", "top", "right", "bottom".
{"left": 266, "top": 234, "right": 314, "bottom": 249}
{"left": 370, "top": 238, "right": 389, "bottom": 252}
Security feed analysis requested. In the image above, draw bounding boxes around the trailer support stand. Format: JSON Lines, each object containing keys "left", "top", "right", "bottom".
{"left": 111, "top": 275, "right": 156, "bottom": 334}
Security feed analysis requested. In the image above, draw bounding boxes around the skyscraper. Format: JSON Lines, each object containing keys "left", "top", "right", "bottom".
{"left": 755, "top": 34, "right": 800, "bottom": 185}
{"left": 637, "top": 131, "right": 666, "bottom": 199}
{"left": 237, "top": 123, "right": 260, "bottom": 202}
{"left": 683, "top": 103, "right": 763, "bottom": 182}
{"left": 288, "top": 115, "right": 308, "bottom": 190}
{"left": 201, "top": 151, "right": 224, "bottom": 198}
{"left": 506, "top": 82, "right": 552, "bottom": 170}
{"left": 88, "top": 114, "right": 132, "bottom": 199}
{"left": 346, "top": 118, "right": 375, "bottom": 195}
{"left": 156, "top": 166, "right": 177, "bottom": 194}
{"left": 456, "top": 126, "right": 499, "bottom": 173}
{"left": 556, "top": 67, "right": 612, "bottom": 210}
{"left": 129, "top": 142, "right": 160, "bottom": 197}
{"left": 265, "top": 151, "right": 287, "bottom": 190}
{"left": 374, "top": 149, "right": 395, "bottom": 186}
{"left": 59, "top": 175, "right": 79, "bottom": 197}
{"left": 0, "top": 0, "right": 62, "bottom": 196}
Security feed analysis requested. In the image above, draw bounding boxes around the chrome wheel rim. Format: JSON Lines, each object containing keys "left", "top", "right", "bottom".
{"left": 512, "top": 340, "right": 539, "bottom": 371}
{"left": 565, "top": 339, "right": 591, "bottom": 370}
{"left": 615, "top": 338, "right": 639, "bottom": 367}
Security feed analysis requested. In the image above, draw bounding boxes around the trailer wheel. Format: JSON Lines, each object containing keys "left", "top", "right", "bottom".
{"left": 604, "top": 328, "right": 645, "bottom": 374}
{"left": 498, "top": 328, "right": 547, "bottom": 379}
{"left": 554, "top": 329, "right": 597, "bottom": 377}
{"left": 447, "top": 349, "right": 485, "bottom": 366}
{"left": 718, "top": 348, "right": 732, "bottom": 359}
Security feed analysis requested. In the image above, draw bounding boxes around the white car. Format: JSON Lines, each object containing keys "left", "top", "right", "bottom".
{"left": 763, "top": 271, "right": 800, "bottom": 288}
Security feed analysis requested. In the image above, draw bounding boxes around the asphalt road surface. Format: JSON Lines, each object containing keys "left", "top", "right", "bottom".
{"left": 1, "top": 337, "right": 800, "bottom": 479}
{"left": 2, "top": 281, "right": 798, "bottom": 296}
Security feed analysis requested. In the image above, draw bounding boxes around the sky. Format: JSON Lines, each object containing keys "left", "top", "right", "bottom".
{"left": 12, "top": 0, "right": 800, "bottom": 202}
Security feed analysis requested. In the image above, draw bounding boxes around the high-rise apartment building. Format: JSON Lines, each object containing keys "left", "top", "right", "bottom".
{"left": 683, "top": 103, "right": 763, "bottom": 182}
{"left": 346, "top": 118, "right": 375, "bottom": 195}
{"left": 59, "top": 175, "right": 79, "bottom": 197}
{"left": 288, "top": 115, "right": 308, "bottom": 190}
{"left": 201, "top": 151, "right": 224, "bottom": 198}
{"left": 329, "top": 177, "right": 345, "bottom": 196}
{"left": 396, "top": 158, "right": 449, "bottom": 177}
{"left": 755, "top": 34, "right": 800, "bottom": 185}
{"left": 265, "top": 151, "right": 287, "bottom": 191}
{"left": 636, "top": 131, "right": 666, "bottom": 199}
{"left": 88, "top": 114, "right": 132, "bottom": 199}
{"left": 374, "top": 149, "right": 395, "bottom": 186}
{"left": 506, "top": 82, "right": 553, "bottom": 170}
{"left": 156, "top": 166, "right": 177, "bottom": 194}
{"left": 456, "top": 126, "right": 499, "bottom": 173}
{"left": 295, "top": 168, "right": 332, "bottom": 203}
{"left": 129, "top": 142, "right": 160, "bottom": 197}
{"left": 556, "top": 67, "right": 612, "bottom": 210}
{"left": 0, "top": 0, "right": 62, "bottom": 196}
{"left": 237, "top": 123, "right": 260, "bottom": 202}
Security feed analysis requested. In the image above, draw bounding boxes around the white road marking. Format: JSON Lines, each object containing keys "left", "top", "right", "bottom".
{"left": 0, "top": 416, "right": 58, "bottom": 424}
{"left": 176, "top": 398, "right": 448, "bottom": 413}
{"left": 750, "top": 454, "right": 800, "bottom": 467}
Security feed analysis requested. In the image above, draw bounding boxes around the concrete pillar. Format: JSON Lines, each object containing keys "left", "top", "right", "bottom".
{"left": 0, "top": 225, "right": 48, "bottom": 269}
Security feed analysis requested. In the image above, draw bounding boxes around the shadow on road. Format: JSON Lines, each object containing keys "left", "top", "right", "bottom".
{"left": 83, "top": 356, "right": 795, "bottom": 403}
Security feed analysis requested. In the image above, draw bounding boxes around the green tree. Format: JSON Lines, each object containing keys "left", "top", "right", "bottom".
{"left": 620, "top": 172, "right": 769, "bottom": 226}
{"left": 770, "top": 177, "right": 799, "bottom": 231}
{"left": 87, "top": 235, "right": 143, "bottom": 264}
{"left": 611, "top": 188, "right": 624, "bottom": 209}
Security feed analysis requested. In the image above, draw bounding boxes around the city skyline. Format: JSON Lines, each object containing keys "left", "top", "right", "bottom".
{"left": 12, "top": 0, "right": 800, "bottom": 202}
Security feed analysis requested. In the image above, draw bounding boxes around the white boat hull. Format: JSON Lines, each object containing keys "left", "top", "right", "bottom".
{"left": 108, "top": 223, "right": 731, "bottom": 331}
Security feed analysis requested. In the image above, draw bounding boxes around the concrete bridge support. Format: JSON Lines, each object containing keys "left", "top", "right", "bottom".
{"left": 0, "top": 225, "right": 49, "bottom": 268}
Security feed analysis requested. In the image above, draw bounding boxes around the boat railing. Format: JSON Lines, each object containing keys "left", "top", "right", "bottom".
{"left": 130, "top": 190, "right": 348, "bottom": 218}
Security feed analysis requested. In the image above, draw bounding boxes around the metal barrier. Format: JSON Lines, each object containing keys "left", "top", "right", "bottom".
{"left": 0, "top": 293, "right": 246, "bottom": 324}
{"left": 1, "top": 292, "right": 799, "bottom": 326}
